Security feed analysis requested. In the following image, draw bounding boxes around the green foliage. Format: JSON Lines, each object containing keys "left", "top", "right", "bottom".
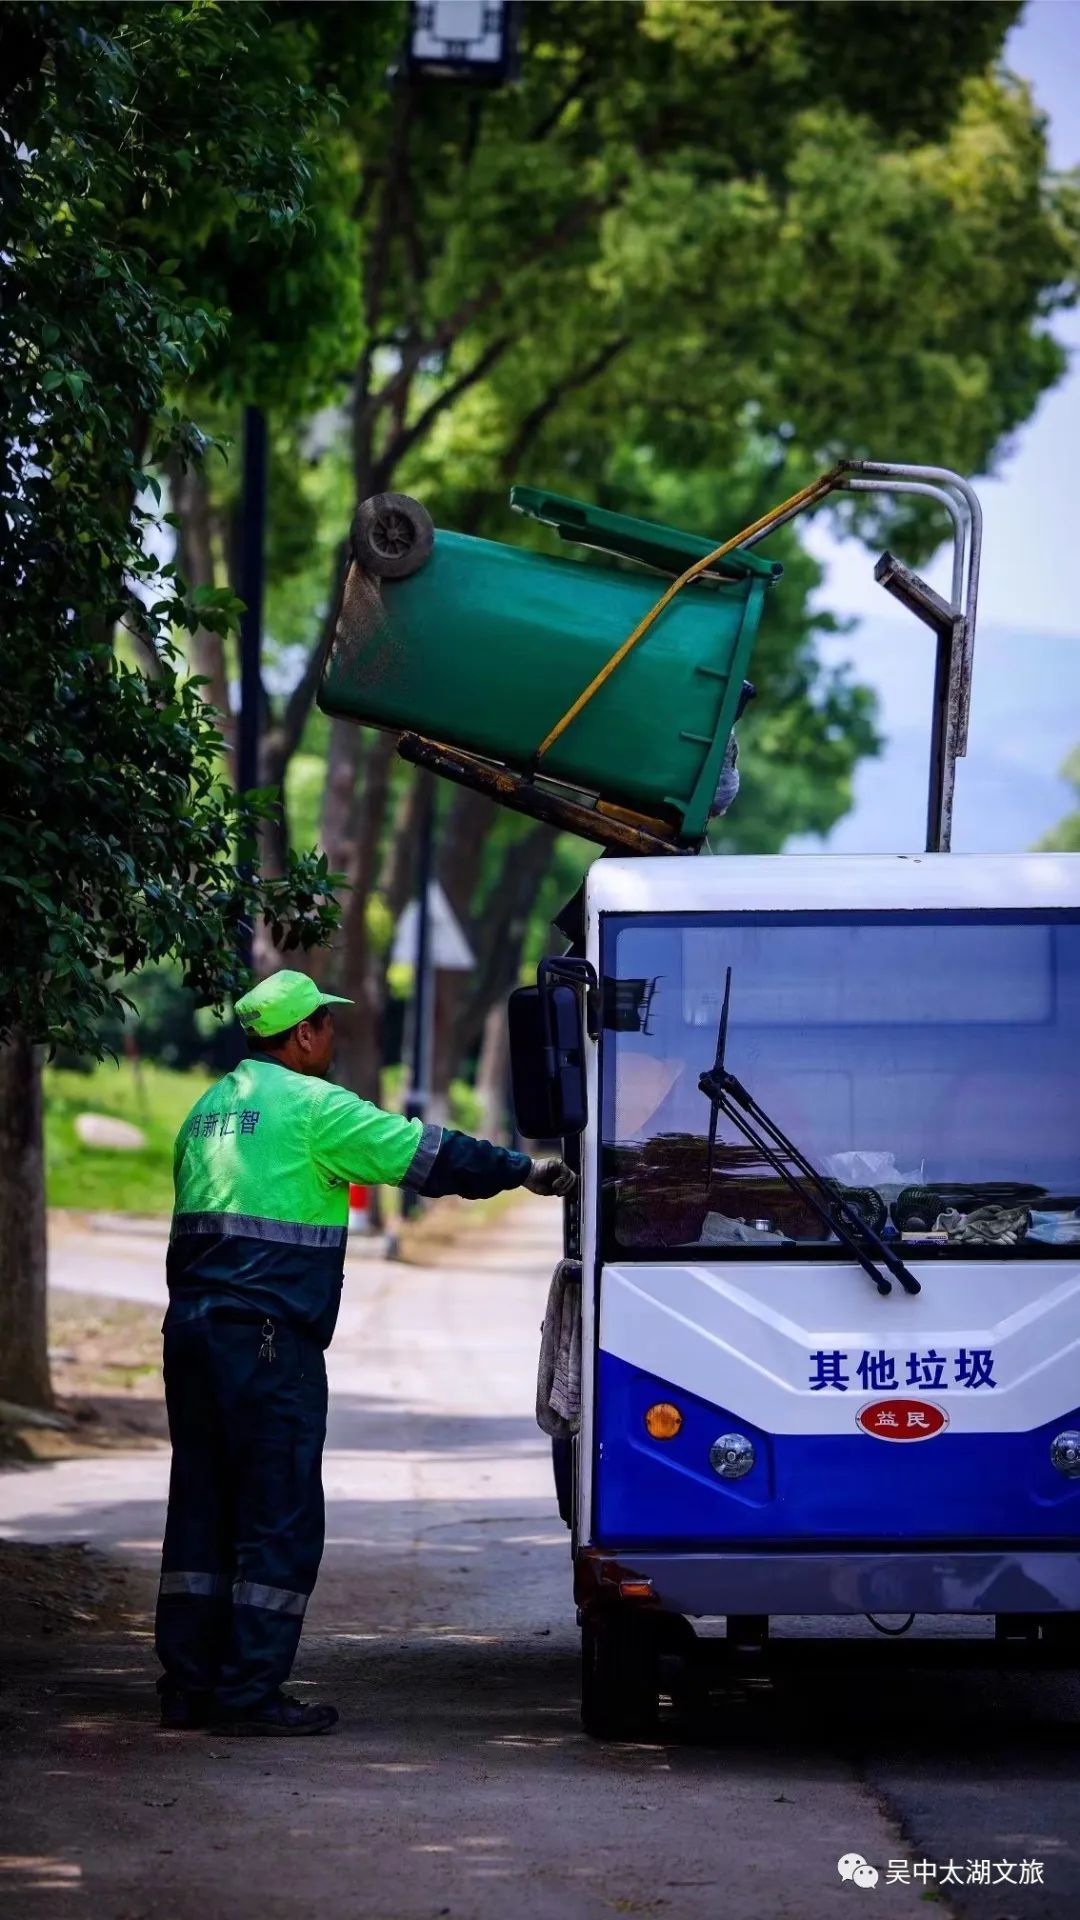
{"left": 44, "top": 1060, "right": 211, "bottom": 1214}
{"left": 285, "top": 752, "right": 332, "bottom": 855}
{"left": 264, "top": 424, "right": 354, "bottom": 661}
{"left": 0, "top": 3, "right": 343, "bottom": 1056}
{"left": 63, "top": 963, "right": 233, "bottom": 1073}
{"left": 521, "top": 831, "right": 596, "bottom": 971}
{"left": 151, "top": 0, "right": 1080, "bottom": 872}
{"left": 379, "top": 0, "right": 1077, "bottom": 567}
{"left": 184, "top": 126, "right": 366, "bottom": 417}
{"left": 379, "top": 1063, "right": 484, "bottom": 1137}
{"left": 300, "top": 0, "right": 1077, "bottom": 851}
{"left": 175, "top": 1, "right": 399, "bottom": 412}
{"left": 42, "top": 1049, "right": 480, "bottom": 1215}
{"left": 1038, "top": 748, "right": 1080, "bottom": 852}
{"left": 38, "top": 0, "right": 1075, "bottom": 1074}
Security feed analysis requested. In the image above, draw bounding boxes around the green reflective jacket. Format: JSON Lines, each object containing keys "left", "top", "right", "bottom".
{"left": 168, "top": 1058, "right": 436, "bottom": 1343}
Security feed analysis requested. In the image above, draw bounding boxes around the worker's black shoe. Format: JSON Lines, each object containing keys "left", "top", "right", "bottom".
{"left": 208, "top": 1690, "right": 339, "bottom": 1736}
{"left": 159, "top": 1689, "right": 212, "bottom": 1730}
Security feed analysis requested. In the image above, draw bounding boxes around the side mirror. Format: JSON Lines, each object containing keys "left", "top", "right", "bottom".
{"left": 508, "top": 959, "right": 594, "bottom": 1139}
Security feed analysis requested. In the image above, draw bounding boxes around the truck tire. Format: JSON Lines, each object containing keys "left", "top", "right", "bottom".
{"left": 580, "top": 1611, "right": 661, "bottom": 1740}
{"left": 352, "top": 492, "right": 435, "bottom": 579}
{"left": 1039, "top": 1614, "right": 1080, "bottom": 1658}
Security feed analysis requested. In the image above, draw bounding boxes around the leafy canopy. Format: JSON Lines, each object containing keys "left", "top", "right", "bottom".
{"left": 301, "top": 0, "right": 1079, "bottom": 852}
{"left": 0, "top": 2, "right": 343, "bottom": 1055}
{"left": 390, "top": 1, "right": 1077, "bottom": 535}
{"left": 1039, "top": 748, "right": 1080, "bottom": 853}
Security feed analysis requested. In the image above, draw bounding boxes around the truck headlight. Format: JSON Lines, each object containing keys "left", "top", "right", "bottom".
{"left": 710, "top": 1432, "right": 754, "bottom": 1480}
{"left": 1051, "top": 1431, "right": 1080, "bottom": 1477}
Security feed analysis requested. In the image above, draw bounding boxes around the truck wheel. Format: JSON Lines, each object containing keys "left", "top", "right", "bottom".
{"left": 581, "top": 1612, "right": 661, "bottom": 1740}
{"left": 352, "top": 492, "right": 435, "bottom": 579}
{"left": 1039, "top": 1615, "right": 1080, "bottom": 1658}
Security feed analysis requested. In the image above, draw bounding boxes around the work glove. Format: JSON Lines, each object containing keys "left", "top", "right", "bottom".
{"left": 524, "top": 1157, "right": 577, "bottom": 1198}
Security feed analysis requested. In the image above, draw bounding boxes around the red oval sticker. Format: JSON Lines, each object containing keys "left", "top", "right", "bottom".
{"left": 856, "top": 1397, "right": 949, "bottom": 1441}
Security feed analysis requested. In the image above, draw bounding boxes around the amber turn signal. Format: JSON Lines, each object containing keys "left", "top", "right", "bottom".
{"left": 644, "top": 1401, "right": 683, "bottom": 1440}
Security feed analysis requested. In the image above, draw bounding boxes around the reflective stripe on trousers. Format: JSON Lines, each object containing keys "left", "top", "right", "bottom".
{"left": 159, "top": 1570, "right": 230, "bottom": 1600}
{"left": 158, "top": 1572, "right": 308, "bottom": 1617}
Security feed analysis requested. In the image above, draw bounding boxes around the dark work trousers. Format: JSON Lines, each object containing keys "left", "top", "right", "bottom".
{"left": 155, "top": 1309, "right": 328, "bottom": 1713}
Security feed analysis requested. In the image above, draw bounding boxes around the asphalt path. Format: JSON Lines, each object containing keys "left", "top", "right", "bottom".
{"left": 1, "top": 1201, "right": 1078, "bottom": 1918}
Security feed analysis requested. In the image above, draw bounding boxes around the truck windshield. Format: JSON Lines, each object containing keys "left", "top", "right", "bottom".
{"left": 599, "top": 909, "right": 1080, "bottom": 1260}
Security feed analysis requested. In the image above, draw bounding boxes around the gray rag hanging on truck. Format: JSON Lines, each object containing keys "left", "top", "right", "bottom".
{"left": 535, "top": 1258, "right": 582, "bottom": 1438}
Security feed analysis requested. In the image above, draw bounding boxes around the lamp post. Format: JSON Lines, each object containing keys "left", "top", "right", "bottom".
{"left": 401, "top": 778, "right": 436, "bottom": 1221}
{"left": 406, "top": 1, "right": 520, "bottom": 83}
{"left": 235, "top": 402, "right": 267, "bottom": 981}
{"left": 389, "top": 806, "right": 477, "bottom": 1244}
{"left": 388, "top": 0, "right": 519, "bottom": 1229}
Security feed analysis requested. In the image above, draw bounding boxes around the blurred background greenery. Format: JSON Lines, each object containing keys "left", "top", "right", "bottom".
{"left": 14, "top": 0, "right": 1080, "bottom": 1222}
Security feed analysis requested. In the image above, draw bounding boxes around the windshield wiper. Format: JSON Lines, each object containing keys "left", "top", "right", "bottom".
{"left": 698, "top": 969, "right": 921, "bottom": 1299}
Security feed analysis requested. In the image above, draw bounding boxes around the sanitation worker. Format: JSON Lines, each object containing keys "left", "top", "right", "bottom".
{"left": 156, "top": 970, "right": 573, "bottom": 1736}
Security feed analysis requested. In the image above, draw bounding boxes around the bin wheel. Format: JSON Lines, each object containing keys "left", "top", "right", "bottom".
{"left": 581, "top": 1611, "right": 660, "bottom": 1741}
{"left": 352, "top": 492, "right": 434, "bottom": 579}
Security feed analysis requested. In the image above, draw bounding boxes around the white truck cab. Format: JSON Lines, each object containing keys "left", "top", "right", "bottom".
{"left": 514, "top": 852, "right": 1080, "bottom": 1735}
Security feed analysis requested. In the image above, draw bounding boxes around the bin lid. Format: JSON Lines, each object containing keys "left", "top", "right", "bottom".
{"left": 509, "top": 485, "right": 782, "bottom": 583}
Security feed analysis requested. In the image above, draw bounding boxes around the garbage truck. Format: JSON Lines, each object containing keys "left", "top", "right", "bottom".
{"left": 320, "top": 461, "right": 1080, "bottom": 1738}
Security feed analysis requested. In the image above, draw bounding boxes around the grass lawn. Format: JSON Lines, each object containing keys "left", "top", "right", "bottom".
{"left": 45, "top": 1060, "right": 210, "bottom": 1214}
{"left": 44, "top": 1058, "right": 504, "bottom": 1224}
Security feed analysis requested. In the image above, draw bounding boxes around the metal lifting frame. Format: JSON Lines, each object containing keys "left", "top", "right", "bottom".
{"left": 798, "top": 462, "right": 981, "bottom": 855}
{"left": 735, "top": 461, "right": 981, "bottom": 852}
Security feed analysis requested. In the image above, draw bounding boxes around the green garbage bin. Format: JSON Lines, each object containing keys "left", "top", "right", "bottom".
{"left": 318, "top": 486, "right": 781, "bottom": 845}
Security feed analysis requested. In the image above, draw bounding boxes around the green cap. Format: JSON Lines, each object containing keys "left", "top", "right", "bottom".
{"left": 234, "top": 970, "right": 352, "bottom": 1039}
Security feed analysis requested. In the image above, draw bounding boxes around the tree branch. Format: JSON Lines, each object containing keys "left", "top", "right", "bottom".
{"left": 529, "top": 63, "right": 592, "bottom": 143}
{"left": 360, "top": 194, "right": 608, "bottom": 451}
{"left": 168, "top": 453, "right": 235, "bottom": 770}
{"left": 371, "top": 333, "right": 516, "bottom": 494}
{"left": 499, "top": 334, "right": 629, "bottom": 478}
{"left": 261, "top": 536, "right": 348, "bottom": 789}
{"left": 378, "top": 767, "right": 433, "bottom": 925}
{"left": 352, "top": 77, "right": 418, "bottom": 492}
{"left": 450, "top": 825, "right": 556, "bottom": 1069}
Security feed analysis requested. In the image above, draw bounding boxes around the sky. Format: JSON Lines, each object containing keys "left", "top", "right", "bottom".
{"left": 799, "top": 0, "right": 1080, "bottom": 854}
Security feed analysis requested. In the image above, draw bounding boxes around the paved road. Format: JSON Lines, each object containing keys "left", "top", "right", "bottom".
{"left": 1, "top": 1202, "right": 1079, "bottom": 1918}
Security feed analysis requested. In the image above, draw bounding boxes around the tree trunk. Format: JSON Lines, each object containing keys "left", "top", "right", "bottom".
{"left": 436, "top": 823, "right": 556, "bottom": 1095}
{"left": 320, "top": 718, "right": 366, "bottom": 878}
{"left": 378, "top": 766, "right": 432, "bottom": 924}
{"left": 304, "top": 719, "right": 367, "bottom": 987}
{"left": 428, "top": 788, "right": 501, "bottom": 1100}
{"left": 369, "top": 767, "right": 435, "bottom": 1089}
{"left": 332, "top": 730, "right": 399, "bottom": 1101}
{"left": 475, "top": 999, "right": 511, "bottom": 1144}
{"left": 256, "top": 538, "right": 352, "bottom": 928}
{"left": 169, "top": 459, "right": 233, "bottom": 771}
{"left": 438, "top": 787, "right": 498, "bottom": 922}
{"left": 0, "top": 1032, "right": 51, "bottom": 1409}
{"left": 375, "top": 763, "right": 424, "bottom": 935}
